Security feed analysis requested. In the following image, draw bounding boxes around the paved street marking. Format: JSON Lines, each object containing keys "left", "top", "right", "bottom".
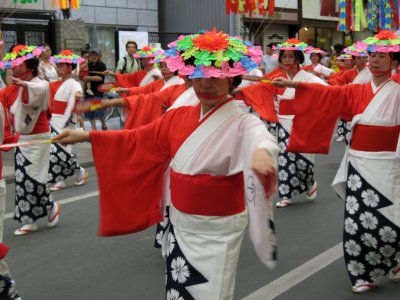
{"left": 4, "top": 191, "right": 99, "bottom": 220}
{"left": 242, "top": 243, "right": 343, "bottom": 300}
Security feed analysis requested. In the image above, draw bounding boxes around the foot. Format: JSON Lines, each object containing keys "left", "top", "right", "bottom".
{"left": 306, "top": 181, "right": 318, "bottom": 201}
{"left": 101, "top": 125, "right": 108, "bottom": 130}
{"left": 86, "top": 89, "right": 95, "bottom": 96}
{"left": 336, "top": 136, "right": 345, "bottom": 142}
{"left": 48, "top": 202, "right": 61, "bottom": 228}
{"left": 389, "top": 266, "right": 400, "bottom": 282}
{"left": 75, "top": 168, "right": 88, "bottom": 186}
{"left": 276, "top": 199, "right": 293, "bottom": 208}
{"left": 14, "top": 223, "right": 38, "bottom": 236}
{"left": 351, "top": 283, "right": 377, "bottom": 293}
{"left": 49, "top": 180, "right": 66, "bottom": 192}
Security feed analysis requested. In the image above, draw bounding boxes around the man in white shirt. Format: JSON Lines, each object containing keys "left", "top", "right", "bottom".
{"left": 261, "top": 43, "right": 278, "bottom": 74}
{"left": 115, "top": 41, "right": 141, "bottom": 74}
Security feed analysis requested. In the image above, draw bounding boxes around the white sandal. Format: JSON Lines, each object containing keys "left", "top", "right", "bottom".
{"left": 389, "top": 266, "right": 400, "bottom": 282}
{"left": 352, "top": 283, "right": 377, "bottom": 293}
{"left": 276, "top": 199, "right": 293, "bottom": 208}
{"left": 306, "top": 181, "right": 318, "bottom": 201}
{"left": 48, "top": 202, "right": 61, "bottom": 228}
{"left": 14, "top": 223, "right": 38, "bottom": 236}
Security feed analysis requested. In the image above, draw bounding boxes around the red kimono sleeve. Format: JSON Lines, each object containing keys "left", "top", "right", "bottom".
{"left": 115, "top": 70, "right": 146, "bottom": 88}
{"left": 328, "top": 68, "right": 357, "bottom": 86}
{"left": 0, "top": 243, "right": 9, "bottom": 259}
{"left": 287, "top": 82, "right": 360, "bottom": 154}
{"left": 239, "top": 83, "right": 279, "bottom": 122}
{"left": 127, "top": 79, "right": 164, "bottom": 96}
{"left": 264, "top": 67, "right": 283, "bottom": 79}
{"left": 123, "top": 85, "right": 178, "bottom": 129}
{"left": 90, "top": 114, "right": 173, "bottom": 236}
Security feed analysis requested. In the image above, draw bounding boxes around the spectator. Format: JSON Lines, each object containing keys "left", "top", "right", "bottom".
{"left": 83, "top": 48, "right": 107, "bottom": 130}
{"left": 115, "top": 41, "right": 142, "bottom": 74}
{"left": 38, "top": 43, "right": 58, "bottom": 82}
{"left": 260, "top": 43, "right": 278, "bottom": 74}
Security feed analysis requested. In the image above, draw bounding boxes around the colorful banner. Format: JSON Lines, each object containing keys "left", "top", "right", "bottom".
{"left": 339, "top": 0, "right": 400, "bottom": 31}
{"left": 225, "top": 0, "right": 275, "bottom": 16}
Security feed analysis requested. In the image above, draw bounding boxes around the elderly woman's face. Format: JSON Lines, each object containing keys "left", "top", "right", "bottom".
{"left": 192, "top": 77, "right": 230, "bottom": 104}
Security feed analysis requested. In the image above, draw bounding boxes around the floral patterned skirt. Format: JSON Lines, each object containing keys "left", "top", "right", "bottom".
{"left": 337, "top": 119, "right": 351, "bottom": 144}
{"left": 343, "top": 163, "right": 400, "bottom": 286}
{"left": 165, "top": 206, "right": 247, "bottom": 299}
{"left": 48, "top": 126, "right": 80, "bottom": 184}
{"left": 0, "top": 260, "right": 21, "bottom": 300}
{"left": 14, "top": 140, "right": 54, "bottom": 224}
{"left": 277, "top": 123, "right": 316, "bottom": 200}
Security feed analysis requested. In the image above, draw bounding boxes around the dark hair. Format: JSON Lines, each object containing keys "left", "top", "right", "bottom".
{"left": 266, "top": 43, "right": 276, "bottom": 49}
{"left": 39, "top": 43, "right": 51, "bottom": 48}
{"left": 24, "top": 58, "right": 39, "bottom": 77}
{"left": 310, "top": 53, "right": 322, "bottom": 61}
{"left": 392, "top": 51, "right": 400, "bottom": 64}
{"left": 126, "top": 41, "right": 138, "bottom": 50}
{"left": 334, "top": 44, "right": 344, "bottom": 53}
{"left": 278, "top": 50, "right": 304, "bottom": 64}
{"left": 81, "top": 49, "right": 90, "bottom": 56}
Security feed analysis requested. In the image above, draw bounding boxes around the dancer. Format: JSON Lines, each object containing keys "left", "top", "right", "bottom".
{"left": 273, "top": 30, "right": 400, "bottom": 293}
{"left": 236, "top": 38, "right": 327, "bottom": 208}
{"left": 0, "top": 45, "right": 60, "bottom": 235}
{"left": 56, "top": 29, "right": 278, "bottom": 299}
{"left": 48, "top": 50, "right": 88, "bottom": 191}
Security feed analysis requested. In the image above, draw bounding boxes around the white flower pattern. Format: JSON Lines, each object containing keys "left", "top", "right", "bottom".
{"left": 171, "top": 257, "right": 190, "bottom": 284}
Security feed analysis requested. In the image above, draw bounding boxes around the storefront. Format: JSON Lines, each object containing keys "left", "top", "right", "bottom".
{"left": 300, "top": 0, "right": 345, "bottom": 52}
{"left": 242, "top": 0, "right": 300, "bottom": 49}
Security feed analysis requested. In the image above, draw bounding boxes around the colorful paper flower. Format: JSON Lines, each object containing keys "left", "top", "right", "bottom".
{"left": 0, "top": 44, "right": 44, "bottom": 69}
{"left": 192, "top": 28, "right": 230, "bottom": 52}
{"left": 164, "top": 29, "right": 262, "bottom": 78}
{"left": 50, "top": 49, "right": 84, "bottom": 64}
{"left": 358, "top": 30, "right": 400, "bottom": 53}
{"left": 276, "top": 38, "right": 308, "bottom": 51}
{"left": 133, "top": 45, "right": 160, "bottom": 58}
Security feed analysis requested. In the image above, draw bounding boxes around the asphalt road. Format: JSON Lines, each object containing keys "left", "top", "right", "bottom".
{"left": 2, "top": 140, "right": 400, "bottom": 300}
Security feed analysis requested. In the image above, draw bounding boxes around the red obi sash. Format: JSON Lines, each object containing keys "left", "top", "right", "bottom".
{"left": 279, "top": 99, "right": 294, "bottom": 115}
{"left": 52, "top": 100, "right": 68, "bottom": 115}
{"left": 351, "top": 124, "right": 400, "bottom": 152}
{"left": 170, "top": 170, "right": 245, "bottom": 216}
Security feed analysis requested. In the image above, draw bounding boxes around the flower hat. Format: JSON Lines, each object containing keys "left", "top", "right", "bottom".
{"left": 356, "top": 30, "right": 400, "bottom": 53}
{"left": 337, "top": 53, "right": 353, "bottom": 61}
{"left": 274, "top": 38, "right": 308, "bottom": 51}
{"left": 150, "top": 49, "right": 166, "bottom": 64}
{"left": 305, "top": 47, "right": 326, "bottom": 55}
{"left": 162, "top": 28, "right": 263, "bottom": 79}
{"left": 133, "top": 46, "right": 161, "bottom": 59}
{"left": 50, "top": 49, "right": 85, "bottom": 64}
{"left": 343, "top": 42, "right": 368, "bottom": 57}
{"left": 0, "top": 44, "right": 44, "bottom": 69}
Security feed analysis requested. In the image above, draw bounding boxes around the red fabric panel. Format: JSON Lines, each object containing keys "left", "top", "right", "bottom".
{"left": 239, "top": 83, "right": 279, "bottom": 122}
{"left": 128, "top": 79, "right": 164, "bottom": 96}
{"left": 170, "top": 170, "right": 245, "bottom": 216}
{"left": 351, "top": 125, "right": 400, "bottom": 152}
{"left": 320, "top": 0, "right": 331, "bottom": 16}
{"left": 49, "top": 80, "right": 63, "bottom": 115}
{"left": 52, "top": 100, "right": 68, "bottom": 115}
{"left": 115, "top": 70, "right": 146, "bottom": 88}
{"left": 279, "top": 99, "right": 295, "bottom": 115}
{"left": 0, "top": 243, "right": 9, "bottom": 259}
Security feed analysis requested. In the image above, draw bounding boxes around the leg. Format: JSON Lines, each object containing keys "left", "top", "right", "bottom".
{"left": 98, "top": 116, "right": 108, "bottom": 130}
{"left": 89, "top": 118, "right": 97, "bottom": 130}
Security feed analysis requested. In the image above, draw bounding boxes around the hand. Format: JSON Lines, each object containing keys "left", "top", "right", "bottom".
{"left": 75, "top": 92, "right": 84, "bottom": 101}
{"left": 75, "top": 101, "right": 104, "bottom": 113}
{"left": 251, "top": 148, "right": 275, "bottom": 176}
{"left": 55, "top": 129, "right": 90, "bottom": 145}
{"left": 272, "top": 77, "right": 298, "bottom": 88}
{"left": 103, "top": 70, "right": 115, "bottom": 76}
{"left": 114, "top": 87, "right": 129, "bottom": 94}
{"left": 9, "top": 76, "right": 28, "bottom": 87}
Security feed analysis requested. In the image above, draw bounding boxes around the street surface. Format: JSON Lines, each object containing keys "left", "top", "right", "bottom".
{"left": 2, "top": 120, "right": 400, "bottom": 299}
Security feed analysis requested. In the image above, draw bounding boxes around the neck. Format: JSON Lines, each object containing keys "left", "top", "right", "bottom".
{"left": 201, "top": 96, "right": 228, "bottom": 114}
{"left": 164, "top": 75, "right": 174, "bottom": 82}
{"left": 356, "top": 65, "right": 365, "bottom": 72}
{"left": 145, "top": 65, "right": 154, "bottom": 72}
{"left": 372, "top": 74, "right": 390, "bottom": 87}
{"left": 61, "top": 74, "right": 71, "bottom": 82}
{"left": 287, "top": 69, "right": 298, "bottom": 79}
